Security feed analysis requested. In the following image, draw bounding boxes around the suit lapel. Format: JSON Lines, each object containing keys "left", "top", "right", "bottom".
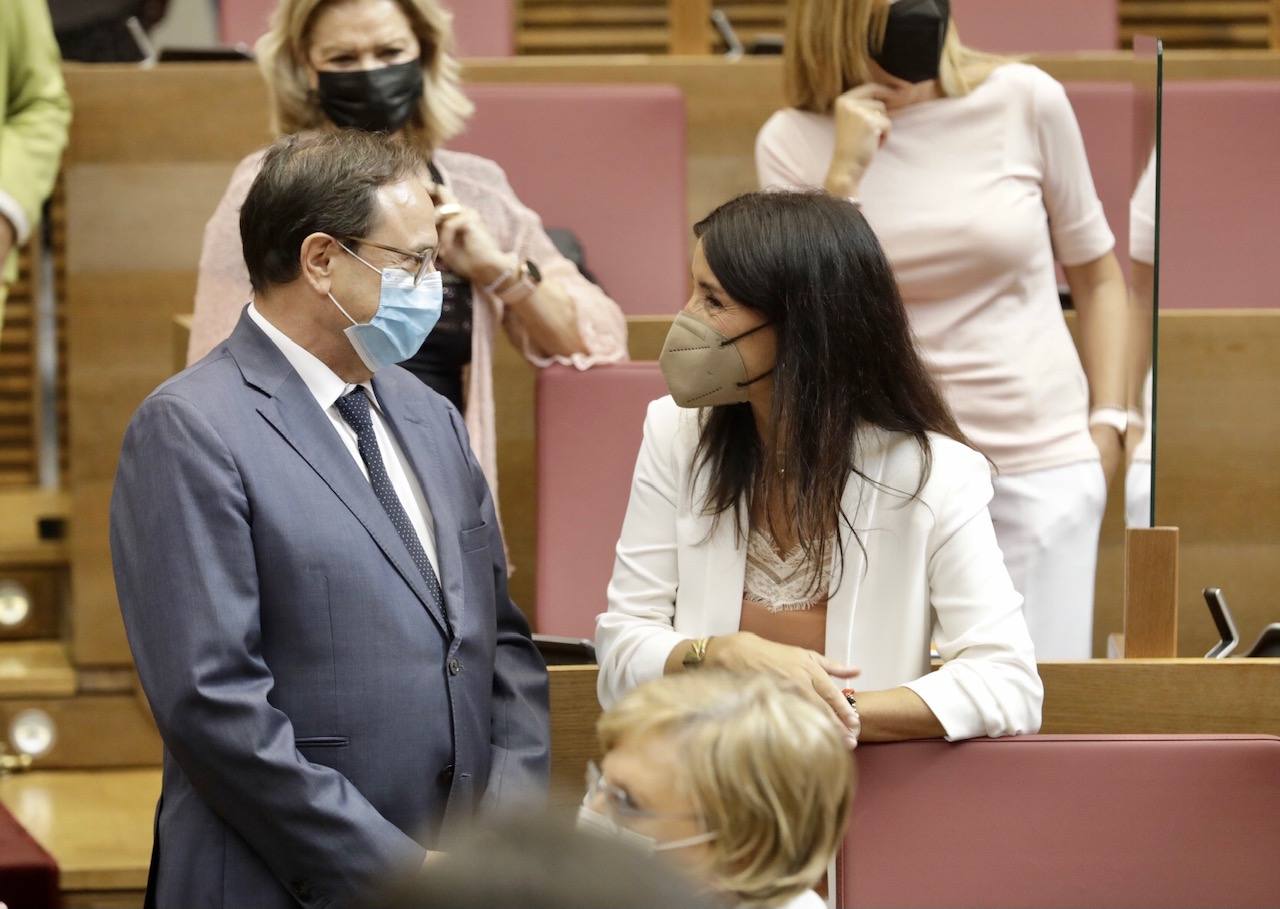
{"left": 227, "top": 313, "right": 450, "bottom": 637}
{"left": 373, "top": 376, "right": 466, "bottom": 638}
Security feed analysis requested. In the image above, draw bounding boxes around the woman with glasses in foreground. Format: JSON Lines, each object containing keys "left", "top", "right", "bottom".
{"left": 581, "top": 671, "right": 854, "bottom": 909}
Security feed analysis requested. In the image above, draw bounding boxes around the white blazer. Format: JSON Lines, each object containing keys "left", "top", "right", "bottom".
{"left": 596, "top": 397, "right": 1043, "bottom": 741}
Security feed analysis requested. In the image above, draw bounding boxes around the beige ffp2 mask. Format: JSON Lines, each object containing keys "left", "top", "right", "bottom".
{"left": 658, "top": 311, "right": 773, "bottom": 408}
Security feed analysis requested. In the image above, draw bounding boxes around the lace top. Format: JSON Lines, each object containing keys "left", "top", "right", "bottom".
{"left": 743, "top": 528, "right": 833, "bottom": 612}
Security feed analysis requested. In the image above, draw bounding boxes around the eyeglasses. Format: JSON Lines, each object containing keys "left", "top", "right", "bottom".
{"left": 341, "top": 237, "right": 438, "bottom": 286}
{"left": 585, "top": 761, "right": 700, "bottom": 822}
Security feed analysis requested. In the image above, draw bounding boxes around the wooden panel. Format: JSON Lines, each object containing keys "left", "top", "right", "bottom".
{"left": 1039, "top": 659, "right": 1280, "bottom": 733}
{"left": 0, "top": 642, "right": 75, "bottom": 697}
{"left": 0, "top": 240, "right": 41, "bottom": 488}
{"left": 0, "top": 695, "right": 162, "bottom": 769}
{"left": 548, "top": 664, "right": 600, "bottom": 807}
{"left": 63, "top": 64, "right": 270, "bottom": 165}
{"left": 1123, "top": 527, "right": 1181, "bottom": 656}
{"left": 493, "top": 329, "right": 539, "bottom": 616}
{"left": 669, "top": 0, "right": 713, "bottom": 53}
{"left": 1120, "top": 0, "right": 1277, "bottom": 48}
{"left": 0, "top": 566, "right": 62, "bottom": 640}
{"left": 66, "top": 272, "right": 196, "bottom": 667}
{"left": 0, "top": 768, "right": 159, "bottom": 891}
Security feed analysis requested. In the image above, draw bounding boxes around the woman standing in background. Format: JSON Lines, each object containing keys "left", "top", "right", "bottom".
{"left": 756, "top": 0, "right": 1130, "bottom": 658}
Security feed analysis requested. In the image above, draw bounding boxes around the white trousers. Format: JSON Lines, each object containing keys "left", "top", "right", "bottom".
{"left": 1125, "top": 459, "right": 1153, "bottom": 529}
{"left": 989, "top": 460, "right": 1107, "bottom": 660}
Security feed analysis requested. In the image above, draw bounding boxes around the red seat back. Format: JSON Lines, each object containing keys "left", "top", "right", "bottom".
{"left": 1062, "top": 82, "right": 1136, "bottom": 280}
{"left": 1160, "top": 82, "right": 1280, "bottom": 309}
{"left": 840, "top": 735, "right": 1280, "bottom": 908}
{"left": 535, "top": 364, "right": 669, "bottom": 636}
{"left": 451, "top": 0, "right": 514, "bottom": 57}
{"left": 953, "top": 0, "right": 1118, "bottom": 52}
{"left": 451, "top": 84, "right": 688, "bottom": 315}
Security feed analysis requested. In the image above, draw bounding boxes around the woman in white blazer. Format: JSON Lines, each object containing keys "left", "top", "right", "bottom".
{"left": 596, "top": 190, "right": 1043, "bottom": 743}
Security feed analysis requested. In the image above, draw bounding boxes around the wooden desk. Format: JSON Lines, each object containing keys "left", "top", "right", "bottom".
{"left": 0, "top": 769, "right": 158, "bottom": 909}
{"left": 549, "top": 659, "right": 1280, "bottom": 805}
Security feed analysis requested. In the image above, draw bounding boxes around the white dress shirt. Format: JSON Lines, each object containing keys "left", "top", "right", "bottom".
{"left": 248, "top": 304, "right": 439, "bottom": 575}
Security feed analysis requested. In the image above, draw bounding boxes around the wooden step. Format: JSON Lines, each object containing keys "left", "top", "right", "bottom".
{"left": 0, "top": 768, "right": 158, "bottom": 901}
{"left": 0, "top": 641, "right": 75, "bottom": 697}
{"left": 0, "top": 488, "right": 69, "bottom": 562}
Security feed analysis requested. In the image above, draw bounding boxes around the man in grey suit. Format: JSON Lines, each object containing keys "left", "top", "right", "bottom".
{"left": 110, "top": 130, "right": 549, "bottom": 909}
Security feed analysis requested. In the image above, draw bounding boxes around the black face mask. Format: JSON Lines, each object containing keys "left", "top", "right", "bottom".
{"left": 315, "top": 60, "right": 424, "bottom": 133}
{"left": 870, "top": 0, "right": 951, "bottom": 84}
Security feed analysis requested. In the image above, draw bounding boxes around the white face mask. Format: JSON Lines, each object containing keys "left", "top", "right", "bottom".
{"left": 576, "top": 803, "right": 719, "bottom": 855}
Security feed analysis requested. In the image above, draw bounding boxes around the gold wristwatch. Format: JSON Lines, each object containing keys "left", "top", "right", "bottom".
{"left": 682, "top": 637, "right": 710, "bottom": 669}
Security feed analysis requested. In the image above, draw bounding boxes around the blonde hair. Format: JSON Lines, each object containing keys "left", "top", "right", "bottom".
{"left": 256, "top": 0, "right": 474, "bottom": 152}
{"left": 784, "top": 0, "right": 1009, "bottom": 112}
{"left": 598, "top": 672, "right": 855, "bottom": 908}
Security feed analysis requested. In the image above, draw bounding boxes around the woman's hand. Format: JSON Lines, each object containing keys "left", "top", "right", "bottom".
{"left": 1091, "top": 424, "right": 1124, "bottom": 487}
{"left": 428, "top": 182, "right": 514, "bottom": 287}
{"left": 705, "top": 632, "right": 861, "bottom": 741}
{"left": 824, "top": 84, "right": 894, "bottom": 199}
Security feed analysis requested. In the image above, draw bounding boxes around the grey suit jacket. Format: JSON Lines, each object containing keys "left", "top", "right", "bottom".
{"left": 110, "top": 311, "right": 550, "bottom": 909}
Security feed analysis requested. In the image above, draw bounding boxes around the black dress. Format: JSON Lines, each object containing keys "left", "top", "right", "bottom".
{"left": 398, "top": 161, "right": 473, "bottom": 411}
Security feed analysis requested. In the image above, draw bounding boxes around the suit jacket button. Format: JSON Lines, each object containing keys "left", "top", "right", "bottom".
{"left": 448, "top": 658, "right": 462, "bottom": 676}
{"left": 439, "top": 764, "right": 454, "bottom": 783}
{"left": 291, "top": 880, "right": 312, "bottom": 900}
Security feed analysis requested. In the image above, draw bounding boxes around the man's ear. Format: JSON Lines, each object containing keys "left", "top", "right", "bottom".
{"left": 300, "top": 232, "right": 339, "bottom": 295}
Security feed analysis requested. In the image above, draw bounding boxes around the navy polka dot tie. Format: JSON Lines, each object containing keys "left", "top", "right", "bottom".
{"left": 335, "top": 389, "right": 446, "bottom": 620}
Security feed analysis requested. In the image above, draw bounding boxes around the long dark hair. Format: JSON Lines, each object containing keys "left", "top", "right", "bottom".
{"left": 692, "top": 190, "right": 967, "bottom": 591}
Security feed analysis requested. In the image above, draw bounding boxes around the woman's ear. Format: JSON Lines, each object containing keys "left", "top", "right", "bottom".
{"left": 300, "top": 232, "right": 338, "bottom": 296}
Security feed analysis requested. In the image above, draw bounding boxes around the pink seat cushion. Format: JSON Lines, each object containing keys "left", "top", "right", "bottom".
{"left": 953, "top": 0, "right": 1117, "bottom": 52}
{"left": 840, "top": 735, "right": 1280, "bottom": 908}
{"left": 1062, "top": 83, "right": 1135, "bottom": 281}
{"left": 535, "top": 364, "right": 670, "bottom": 636}
{"left": 450, "top": 0, "right": 514, "bottom": 57}
{"left": 1161, "top": 82, "right": 1280, "bottom": 309}
{"left": 450, "top": 84, "right": 687, "bottom": 315}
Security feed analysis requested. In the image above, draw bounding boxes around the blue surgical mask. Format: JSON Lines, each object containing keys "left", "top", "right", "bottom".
{"left": 329, "top": 243, "right": 443, "bottom": 373}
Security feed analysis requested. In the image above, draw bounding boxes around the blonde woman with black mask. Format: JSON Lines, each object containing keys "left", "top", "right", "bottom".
{"left": 189, "top": 0, "right": 627, "bottom": 503}
{"left": 596, "top": 191, "right": 1042, "bottom": 747}
{"left": 755, "top": 0, "right": 1129, "bottom": 659}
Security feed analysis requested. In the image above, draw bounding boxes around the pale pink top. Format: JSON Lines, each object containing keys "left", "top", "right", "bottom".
{"left": 188, "top": 147, "right": 629, "bottom": 499}
{"left": 756, "top": 63, "right": 1114, "bottom": 474}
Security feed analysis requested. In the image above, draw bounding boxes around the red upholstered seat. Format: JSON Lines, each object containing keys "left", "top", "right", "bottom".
{"left": 839, "top": 734, "right": 1280, "bottom": 908}
{"left": 953, "top": 0, "right": 1117, "bottom": 52}
{"left": 1161, "top": 82, "right": 1280, "bottom": 309}
{"left": 450, "top": 84, "right": 687, "bottom": 315}
{"left": 450, "top": 0, "right": 515, "bottom": 57}
{"left": 535, "top": 363, "right": 670, "bottom": 636}
{"left": 1062, "top": 82, "right": 1136, "bottom": 280}
{"left": 0, "top": 801, "right": 60, "bottom": 909}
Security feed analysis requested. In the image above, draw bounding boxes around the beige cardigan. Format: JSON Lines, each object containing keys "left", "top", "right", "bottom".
{"left": 188, "top": 147, "right": 629, "bottom": 499}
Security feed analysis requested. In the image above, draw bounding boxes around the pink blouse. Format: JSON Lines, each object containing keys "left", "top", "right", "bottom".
{"left": 757, "top": 64, "right": 1114, "bottom": 475}
{"left": 188, "top": 147, "right": 629, "bottom": 500}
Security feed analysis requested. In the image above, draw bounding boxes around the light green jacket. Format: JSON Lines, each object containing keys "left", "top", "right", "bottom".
{"left": 0, "top": 0, "right": 72, "bottom": 292}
